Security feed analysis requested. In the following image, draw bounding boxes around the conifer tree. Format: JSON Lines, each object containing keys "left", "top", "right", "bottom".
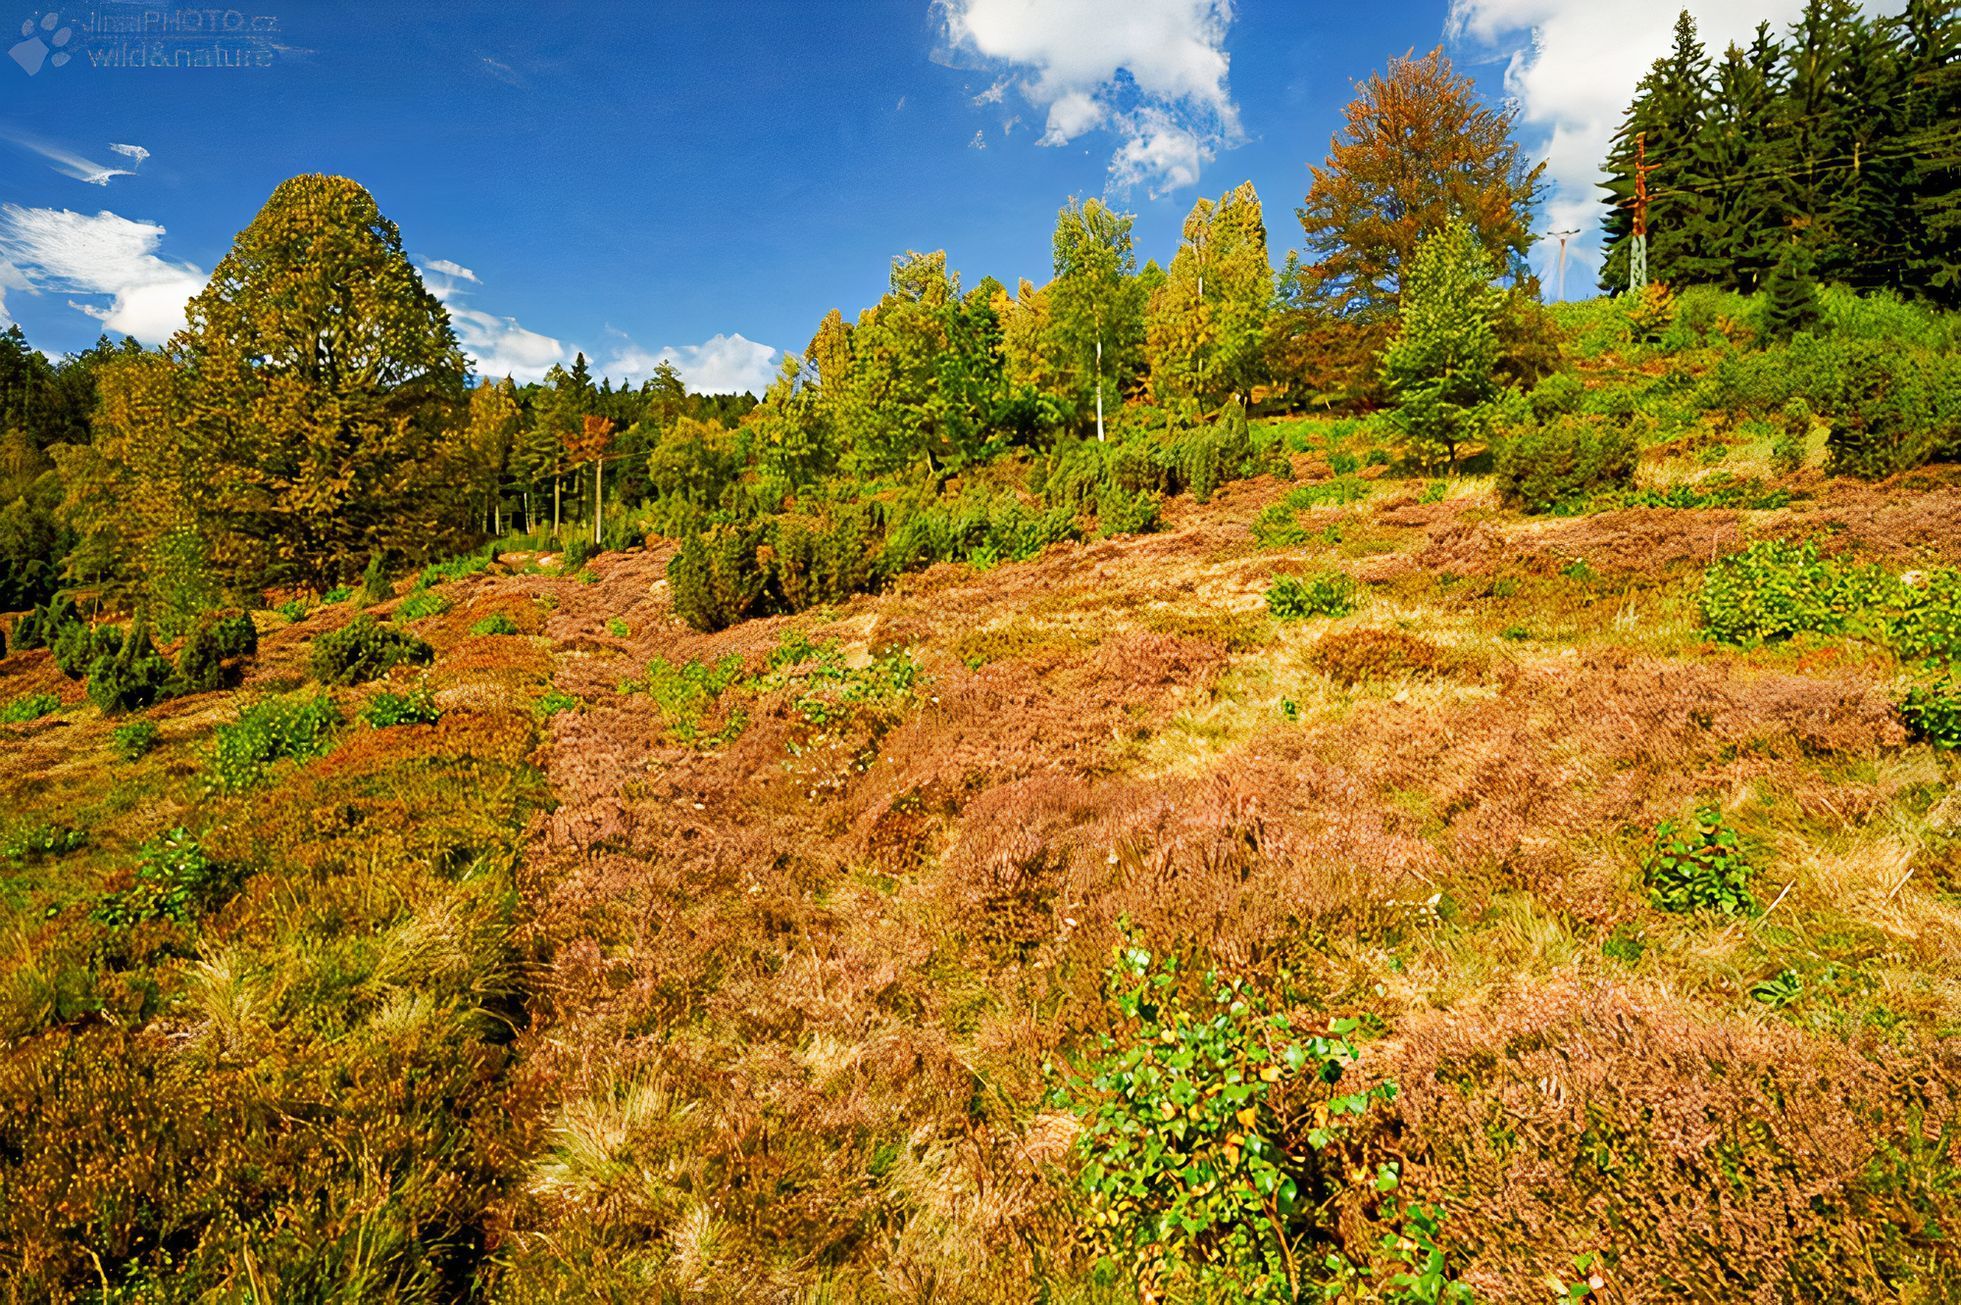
{"left": 1380, "top": 219, "right": 1501, "bottom": 468}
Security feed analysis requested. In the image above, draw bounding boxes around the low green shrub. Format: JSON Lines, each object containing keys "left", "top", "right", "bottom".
{"left": 93, "top": 828, "right": 234, "bottom": 927}
{"left": 86, "top": 618, "right": 174, "bottom": 715}
{"left": 1054, "top": 936, "right": 1441, "bottom": 1303}
{"left": 668, "top": 525, "right": 767, "bottom": 633}
{"left": 322, "top": 585, "right": 353, "bottom": 604}
{"left": 205, "top": 692, "right": 343, "bottom": 793}
{"left": 309, "top": 615, "right": 435, "bottom": 685}
{"left": 0, "top": 692, "right": 60, "bottom": 724}
{"left": 275, "top": 598, "right": 309, "bottom": 622}
{"left": 52, "top": 620, "right": 122, "bottom": 679}
{"left": 418, "top": 548, "right": 493, "bottom": 587}
{"left": 1697, "top": 539, "right": 1885, "bottom": 645}
{"left": 1095, "top": 484, "right": 1161, "bottom": 538}
{"left": 1251, "top": 505, "right": 1308, "bottom": 549}
{"left": 469, "top": 613, "right": 520, "bottom": 636}
{"left": 1267, "top": 571, "right": 1357, "bottom": 620}
{"left": 1645, "top": 806, "right": 1757, "bottom": 916}
{"left": 1901, "top": 681, "right": 1961, "bottom": 748}
{"left": 362, "top": 681, "right": 441, "bottom": 728}
{"left": 0, "top": 820, "right": 85, "bottom": 863}
{"left": 606, "top": 616, "right": 629, "bottom": 638}
{"left": 1494, "top": 415, "right": 1638, "bottom": 513}
{"left": 395, "top": 589, "right": 450, "bottom": 622}
{"left": 9, "top": 594, "right": 79, "bottom": 652}
{"left": 1284, "top": 477, "right": 1370, "bottom": 510}
{"left": 536, "top": 689, "right": 580, "bottom": 719}
{"left": 559, "top": 536, "right": 600, "bottom": 574}
{"left": 360, "top": 552, "right": 394, "bottom": 605}
{"left": 112, "top": 718, "right": 161, "bottom": 760}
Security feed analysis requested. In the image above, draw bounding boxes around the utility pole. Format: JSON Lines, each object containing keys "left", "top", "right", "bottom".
{"left": 1630, "top": 130, "right": 1657, "bottom": 291}
{"left": 1549, "top": 229, "right": 1580, "bottom": 302}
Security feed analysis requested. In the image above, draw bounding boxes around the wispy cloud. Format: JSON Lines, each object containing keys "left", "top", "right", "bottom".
{"left": 2, "top": 131, "right": 152, "bottom": 186}
{"left": 938, "top": 0, "right": 1239, "bottom": 196}
{"left": 0, "top": 203, "right": 205, "bottom": 342}
{"left": 418, "top": 258, "right": 569, "bottom": 382}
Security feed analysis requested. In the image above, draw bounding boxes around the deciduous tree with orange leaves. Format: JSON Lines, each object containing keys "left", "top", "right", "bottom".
{"left": 1297, "top": 47, "right": 1544, "bottom": 318}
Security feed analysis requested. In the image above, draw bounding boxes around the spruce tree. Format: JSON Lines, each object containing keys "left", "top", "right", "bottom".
{"left": 1761, "top": 239, "right": 1822, "bottom": 339}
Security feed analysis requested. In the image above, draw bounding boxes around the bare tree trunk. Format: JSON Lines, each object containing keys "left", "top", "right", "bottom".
{"left": 593, "top": 458, "right": 604, "bottom": 546}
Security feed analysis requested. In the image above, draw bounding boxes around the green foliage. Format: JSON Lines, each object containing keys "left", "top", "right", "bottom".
{"left": 0, "top": 819, "right": 85, "bottom": 864}
{"left": 168, "top": 611, "right": 256, "bottom": 696}
{"left": 1095, "top": 484, "right": 1161, "bottom": 538}
{"left": 112, "top": 718, "right": 161, "bottom": 761}
{"left": 1697, "top": 539, "right": 1885, "bottom": 645}
{"left": 1381, "top": 219, "right": 1501, "bottom": 467}
{"left": 1493, "top": 415, "right": 1638, "bottom": 513}
{"left": 144, "top": 526, "right": 222, "bottom": 640}
{"left": 8, "top": 593, "right": 79, "bottom": 652}
{"left": 1772, "top": 398, "right": 1812, "bottom": 474}
{"left": 362, "top": 681, "right": 441, "bottom": 728}
{"left": 309, "top": 615, "right": 435, "bottom": 685}
{"left": 1697, "top": 541, "right": 1961, "bottom": 664}
{"left": 86, "top": 616, "right": 174, "bottom": 715}
{"left": 417, "top": 548, "right": 493, "bottom": 587}
{"left": 1645, "top": 806, "right": 1758, "bottom": 916}
{"left": 205, "top": 692, "right": 343, "bottom": 793}
{"left": 559, "top": 535, "right": 599, "bottom": 575}
{"left": 0, "top": 692, "right": 60, "bottom": 724}
{"left": 1267, "top": 572, "right": 1358, "bottom": 621}
{"left": 535, "top": 689, "right": 580, "bottom": 719}
{"left": 668, "top": 525, "right": 767, "bottom": 633}
{"left": 1055, "top": 936, "right": 1397, "bottom": 1302}
{"left": 469, "top": 612, "right": 520, "bottom": 636}
{"left": 1760, "top": 242, "right": 1821, "bottom": 342}
{"left": 606, "top": 616, "right": 629, "bottom": 638}
{"left": 93, "top": 828, "right": 234, "bottom": 927}
{"left": 1527, "top": 370, "right": 1585, "bottom": 422}
{"left": 360, "top": 552, "right": 394, "bottom": 606}
{"left": 322, "top": 585, "right": 353, "bottom": 604}
{"left": 395, "top": 588, "right": 450, "bottom": 622}
{"left": 1900, "top": 681, "right": 1961, "bottom": 749}
{"left": 52, "top": 620, "right": 122, "bottom": 680}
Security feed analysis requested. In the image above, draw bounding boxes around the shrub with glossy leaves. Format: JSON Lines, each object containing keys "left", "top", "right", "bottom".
{"left": 362, "top": 681, "right": 441, "bottom": 728}
{"left": 1645, "top": 806, "right": 1757, "bottom": 916}
{"left": 93, "top": 828, "right": 233, "bottom": 927}
{"left": 112, "top": 718, "right": 161, "bottom": 760}
{"left": 1697, "top": 539, "right": 1886, "bottom": 646}
{"left": 1055, "top": 937, "right": 1397, "bottom": 1302}
{"left": 0, "top": 692, "right": 60, "bottom": 724}
{"left": 309, "top": 614, "right": 434, "bottom": 685}
{"left": 1901, "top": 681, "right": 1961, "bottom": 749}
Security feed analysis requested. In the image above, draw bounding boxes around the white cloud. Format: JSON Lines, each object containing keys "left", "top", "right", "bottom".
{"left": 2, "top": 131, "right": 151, "bottom": 186}
{"left": 422, "top": 256, "right": 479, "bottom": 283}
{"left": 1444, "top": 0, "right": 1897, "bottom": 293}
{"left": 602, "top": 333, "right": 778, "bottom": 396}
{"left": 940, "top": 0, "right": 1239, "bottom": 195}
{"left": 0, "top": 204, "right": 205, "bottom": 342}
{"left": 1108, "top": 107, "right": 1207, "bottom": 197}
{"left": 418, "top": 258, "right": 569, "bottom": 382}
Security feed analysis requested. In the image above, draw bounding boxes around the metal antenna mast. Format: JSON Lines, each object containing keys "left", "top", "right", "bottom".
{"left": 1549, "top": 229, "right": 1580, "bottom": 302}
{"left": 1630, "top": 130, "right": 1658, "bottom": 290}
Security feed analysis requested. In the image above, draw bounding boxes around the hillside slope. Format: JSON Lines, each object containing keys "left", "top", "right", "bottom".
{"left": 4, "top": 448, "right": 1961, "bottom": 1299}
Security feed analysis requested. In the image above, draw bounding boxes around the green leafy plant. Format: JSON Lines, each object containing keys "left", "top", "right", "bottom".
{"left": 1493, "top": 414, "right": 1637, "bottom": 513}
{"left": 1900, "top": 681, "right": 1961, "bottom": 748}
{"left": 1750, "top": 968, "right": 1805, "bottom": 1009}
{"left": 0, "top": 692, "right": 60, "bottom": 724}
{"left": 469, "top": 612, "right": 520, "bottom": 636}
{"left": 275, "top": 598, "right": 309, "bottom": 622}
{"left": 1267, "top": 572, "right": 1357, "bottom": 621}
{"left": 1055, "top": 935, "right": 1395, "bottom": 1302}
{"left": 93, "top": 828, "right": 233, "bottom": 927}
{"left": 322, "top": 585, "right": 353, "bottom": 604}
{"left": 112, "top": 718, "right": 161, "bottom": 761}
{"left": 85, "top": 616, "right": 174, "bottom": 715}
{"left": 1696, "top": 539, "right": 1881, "bottom": 645}
{"left": 1644, "top": 806, "right": 1758, "bottom": 916}
{"left": 0, "top": 821, "right": 84, "bottom": 864}
{"left": 606, "top": 616, "right": 630, "bottom": 638}
{"left": 309, "top": 615, "right": 435, "bottom": 685}
{"left": 360, "top": 552, "right": 394, "bottom": 605}
{"left": 1380, "top": 218, "right": 1500, "bottom": 468}
{"left": 362, "top": 681, "right": 441, "bottom": 728}
{"left": 395, "top": 588, "right": 450, "bottom": 622}
{"left": 535, "top": 689, "right": 580, "bottom": 719}
{"left": 205, "top": 692, "right": 343, "bottom": 793}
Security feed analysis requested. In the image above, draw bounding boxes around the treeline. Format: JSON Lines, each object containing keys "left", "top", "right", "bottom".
{"left": 1601, "top": 1, "right": 1959, "bottom": 300}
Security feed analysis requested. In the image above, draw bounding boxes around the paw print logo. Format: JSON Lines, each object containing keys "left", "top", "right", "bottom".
{"left": 10, "top": 11, "right": 73, "bottom": 76}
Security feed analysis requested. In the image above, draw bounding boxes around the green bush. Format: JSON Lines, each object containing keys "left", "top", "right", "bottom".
{"left": 52, "top": 620, "right": 123, "bottom": 680}
{"left": 112, "top": 718, "right": 161, "bottom": 760}
{"left": 559, "top": 535, "right": 599, "bottom": 574}
{"left": 1696, "top": 539, "right": 1897, "bottom": 647}
{"left": 1055, "top": 936, "right": 1417, "bottom": 1302}
{"left": 1528, "top": 371, "right": 1585, "bottom": 421}
{"left": 1494, "top": 415, "right": 1638, "bottom": 513}
{"left": 1826, "top": 349, "right": 1961, "bottom": 480}
{"left": 418, "top": 548, "right": 493, "bottom": 587}
{"left": 309, "top": 615, "right": 435, "bottom": 685}
{"left": 362, "top": 681, "right": 441, "bottom": 728}
{"left": 1645, "top": 806, "right": 1757, "bottom": 916}
{"left": 1095, "top": 484, "right": 1161, "bottom": 538}
{"left": 0, "top": 820, "right": 84, "bottom": 863}
{"left": 0, "top": 692, "right": 60, "bottom": 724}
{"left": 276, "top": 598, "right": 309, "bottom": 621}
{"left": 205, "top": 692, "right": 343, "bottom": 793}
{"left": 395, "top": 588, "right": 450, "bottom": 622}
{"left": 322, "top": 585, "right": 353, "bottom": 604}
{"left": 93, "top": 828, "right": 234, "bottom": 927}
{"left": 1267, "top": 571, "right": 1357, "bottom": 620}
{"left": 1892, "top": 570, "right": 1961, "bottom": 665}
{"left": 86, "top": 617, "right": 174, "bottom": 715}
{"left": 1250, "top": 505, "right": 1308, "bottom": 549}
{"left": 9, "top": 594, "right": 78, "bottom": 652}
{"left": 536, "top": 689, "right": 580, "bottom": 719}
{"left": 770, "top": 510, "right": 877, "bottom": 610}
{"left": 469, "top": 612, "right": 520, "bottom": 636}
{"left": 606, "top": 616, "right": 629, "bottom": 638}
{"left": 1901, "top": 681, "right": 1961, "bottom": 749}
{"left": 668, "top": 525, "right": 767, "bottom": 633}
{"left": 1772, "top": 398, "right": 1812, "bottom": 475}
{"left": 360, "top": 552, "right": 394, "bottom": 605}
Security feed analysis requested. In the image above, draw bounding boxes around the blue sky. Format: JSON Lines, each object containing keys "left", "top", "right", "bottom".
{"left": 0, "top": 1, "right": 1834, "bottom": 392}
